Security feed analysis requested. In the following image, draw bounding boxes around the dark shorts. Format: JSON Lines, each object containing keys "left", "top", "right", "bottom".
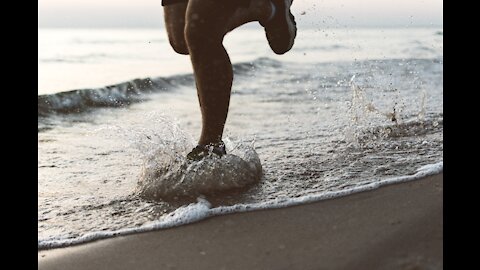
{"left": 162, "top": 0, "right": 187, "bottom": 6}
{"left": 162, "top": 0, "right": 251, "bottom": 7}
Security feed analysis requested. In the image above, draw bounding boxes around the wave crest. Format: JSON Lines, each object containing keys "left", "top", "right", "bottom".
{"left": 38, "top": 57, "right": 282, "bottom": 118}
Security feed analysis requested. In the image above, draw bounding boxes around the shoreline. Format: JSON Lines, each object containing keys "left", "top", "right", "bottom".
{"left": 39, "top": 173, "right": 443, "bottom": 270}
{"left": 39, "top": 162, "right": 442, "bottom": 250}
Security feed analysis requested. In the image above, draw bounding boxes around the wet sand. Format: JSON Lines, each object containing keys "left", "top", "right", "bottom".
{"left": 38, "top": 173, "right": 443, "bottom": 270}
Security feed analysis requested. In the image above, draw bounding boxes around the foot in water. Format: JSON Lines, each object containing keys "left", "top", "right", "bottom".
{"left": 186, "top": 141, "right": 227, "bottom": 161}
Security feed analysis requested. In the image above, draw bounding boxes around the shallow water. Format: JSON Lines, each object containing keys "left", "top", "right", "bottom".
{"left": 38, "top": 28, "right": 443, "bottom": 248}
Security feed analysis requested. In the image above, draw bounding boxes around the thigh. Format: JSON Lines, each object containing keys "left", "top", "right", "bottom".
{"left": 185, "top": 0, "right": 241, "bottom": 37}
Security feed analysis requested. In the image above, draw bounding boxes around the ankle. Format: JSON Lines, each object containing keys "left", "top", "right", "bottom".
{"left": 198, "top": 138, "right": 224, "bottom": 147}
{"left": 187, "top": 141, "right": 226, "bottom": 160}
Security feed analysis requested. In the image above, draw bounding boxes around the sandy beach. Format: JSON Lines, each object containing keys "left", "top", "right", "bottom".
{"left": 38, "top": 173, "right": 443, "bottom": 270}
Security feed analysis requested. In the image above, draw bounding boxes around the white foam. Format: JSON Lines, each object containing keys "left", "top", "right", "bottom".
{"left": 38, "top": 161, "right": 442, "bottom": 250}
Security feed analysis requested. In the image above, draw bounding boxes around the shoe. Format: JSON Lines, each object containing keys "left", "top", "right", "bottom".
{"left": 186, "top": 141, "right": 227, "bottom": 161}
{"left": 260, "top": 0, "right": 297, "bottom": 55}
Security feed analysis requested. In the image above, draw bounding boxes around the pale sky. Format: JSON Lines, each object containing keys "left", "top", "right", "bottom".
{"left": 38, "top": 0, "right": 443, "bottom": 28}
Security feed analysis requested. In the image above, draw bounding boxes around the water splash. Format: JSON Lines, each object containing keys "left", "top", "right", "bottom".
{"left": 417, "top": 90, "right": 427, "bottom": 122}
{"left": 345, "top": 75, "right": 437, "bottom": 147}
{"left": 346, "top": 75, "right": 389, "bottom": 145}
{"left": 349, "top": 74, "right": 402, "bottom": 125}
{"left": 137, "top": 141, "right": 262, "bottom": 201}
{"left": 95, "top": 111, "right": 263, "bottom": 201}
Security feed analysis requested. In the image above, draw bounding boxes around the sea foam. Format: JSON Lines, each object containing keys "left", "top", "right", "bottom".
{"left": 38, "top": 161, "right": 442, "bottom": 250}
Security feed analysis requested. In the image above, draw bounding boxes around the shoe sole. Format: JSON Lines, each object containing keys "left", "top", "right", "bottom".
{"left": 266, "top": 0, "right": 297, "bottom": 55}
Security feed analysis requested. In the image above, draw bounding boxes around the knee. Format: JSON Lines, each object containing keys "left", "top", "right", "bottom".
{"left": 184, "top": 17, "right": 223, "bottom": 53}
{"left": 169, "top": 38, "right": 189, "bottom": 55}
{"left": 166, "top": 23, "right": 189, "bottom": 55}
{"left": 163, "top": 5, "right": 189, "bottom": 55}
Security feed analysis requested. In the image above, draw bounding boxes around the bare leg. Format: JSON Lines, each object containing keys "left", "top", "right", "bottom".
{"left": 163, "top": 3, "right": 189, "bottom": 55}
{"left": 163, "top": 1, "right": 272, "bottom": 56}
{"left": 163, "top": 1, "right": 276, "bottom": 160}
{"left": 184, "top": 0, "right": 272, "bottom": 146}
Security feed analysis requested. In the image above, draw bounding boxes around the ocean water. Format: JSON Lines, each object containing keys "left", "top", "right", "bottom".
{"left": 38, "top": 26, "right": 443, "bottom": 249}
